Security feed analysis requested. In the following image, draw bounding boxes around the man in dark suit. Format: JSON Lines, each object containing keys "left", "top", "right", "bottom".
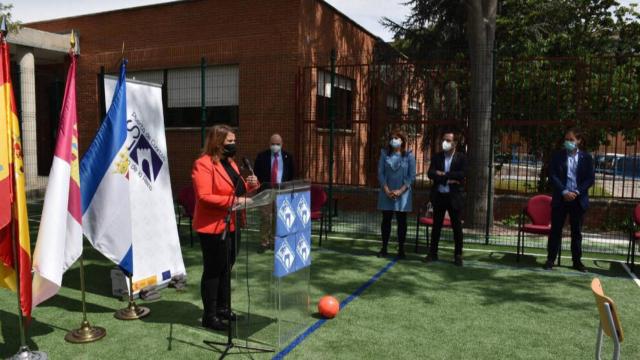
{"left": 254, "top": 134, "right": 295, "bottom": 190}
{"left": 254, "top": 134, "right": 295, "bottom": 250}
{"left": 545, "top": 127, "right": 595, "bottom": 272}
{"left": 423, "top": 132, "right": 466, "bottom": 266}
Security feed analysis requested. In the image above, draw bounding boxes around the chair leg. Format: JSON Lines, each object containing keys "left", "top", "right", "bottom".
{"left": 595, "top": 324, "right": 604, "bottom": 360}
{"left": 415, "top": 215, "right": 420, "bottom": 253}
{"left": 516, "top": 229, "right": 521, "bottom": 262}
{"left": 189, "top": 217, "right": 193, "bottom": 247}
{"left": 319, "top": 215, "right": 324, "bottom": 248}
{"left": 627, "top": 233, "right": 633, "bottom": 264}
{"left": 632, "top": 237, "right": 637, "bottom": 268}
{"left": 426, "top": 225, "right": 430, "bottom": 251}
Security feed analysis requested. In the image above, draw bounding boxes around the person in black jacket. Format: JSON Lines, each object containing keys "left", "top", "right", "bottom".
{"left": 423, "top": 132, "right": 466, "bottom": 266}
{"left": 544, "top": 127, "right": 595, "bottom": 272}
{"left": 254, "top": 134, "right": 295, "bottom": 250}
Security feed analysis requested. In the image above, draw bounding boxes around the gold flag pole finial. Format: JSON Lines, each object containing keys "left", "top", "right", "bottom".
{"left": 70, "top": 30, "right": 76, "bottom": 52}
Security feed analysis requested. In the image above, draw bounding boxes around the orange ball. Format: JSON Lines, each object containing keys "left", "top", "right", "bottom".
{"left": 318, "top": 296, "right": 340, "bottom": 319}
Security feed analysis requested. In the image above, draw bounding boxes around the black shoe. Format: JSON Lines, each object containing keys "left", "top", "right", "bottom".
{"left": 572, "top": 262, "right": 587, "bottom": 273}
{"left": 202, "top": 316, "right": 228, "bottom": 331}
{"left": 422, "top": 254, "right": 437, "bottom": 263}
{"left": 454, "top": 255, "right": 463, "bottom": 267}
{"left": 377, "top": 249, "right": 388, "bottom": 258}
{"left": 543, "top": 261, "right": 554, "bottom": 270}
{"left": 396, "top": 251, "right": 406, "bottom": 260}
{"left": 217, "top": 308, "right": 237, "bottom": 321}
{"left": 257, "top": 246, "right": 266, "bottom": 254}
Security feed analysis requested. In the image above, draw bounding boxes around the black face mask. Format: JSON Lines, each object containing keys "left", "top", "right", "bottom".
{"left": 223, "top": 143, "right": 237, "bottom": 158}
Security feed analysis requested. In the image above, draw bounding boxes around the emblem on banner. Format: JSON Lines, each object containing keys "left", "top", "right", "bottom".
{"left": 296, "top": 196, "right": 310, "bottom": 226}
{"left": 276, "top": 240, "right": 295, "bottom": 271}
{"left": 296, "top": 233, "right": 310, "bottom": 263}
{"left": 278, "top": 199, "right": 296, "bottom": 232}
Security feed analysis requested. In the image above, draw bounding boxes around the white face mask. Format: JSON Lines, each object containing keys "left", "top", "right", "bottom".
{"left": 390, "top": 138, "right": 402, "bottom": 148}
{"left": 442, "top": 140, "right": 453, "bottom": 151}
{"left": 271, "top": 144, "right": 281, "bottom": 153}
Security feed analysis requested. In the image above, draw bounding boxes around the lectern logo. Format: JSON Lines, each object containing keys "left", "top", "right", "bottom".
{"left": 296, "top": 197, "right": 310, "bottom": 227}
{"left": 278, "top": 199, "right": 296, "bottom": 232}
{"left": 276, "top": 240, "right": 295, "bottom": 271}
{"left": 296, "top": 234, "right": 310, "bottom": 263}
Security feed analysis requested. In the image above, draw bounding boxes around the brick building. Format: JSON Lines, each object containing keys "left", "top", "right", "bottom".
{"left": 25, "top": 0, "right": 405, "bottom": 191}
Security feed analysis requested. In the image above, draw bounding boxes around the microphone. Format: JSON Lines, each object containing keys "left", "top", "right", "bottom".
{"left": 242, "top": 157, "right": 254, "bottom": 175}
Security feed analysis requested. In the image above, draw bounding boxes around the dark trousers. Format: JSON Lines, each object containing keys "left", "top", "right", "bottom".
{"left": 381, "top": 210, "right": 407, "bottom": 252}
{"left": 198, "top": 231, "right": 238, "bottom": 320}
{"left": 547, "top": 201, "right": 585, "bottom": 264}
{"left": 429, "top": 192, "right": 464, "bottom": 257}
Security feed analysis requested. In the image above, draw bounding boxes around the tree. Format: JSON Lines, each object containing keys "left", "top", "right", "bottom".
{"left": 384, "top": 0, "right": 497, "bottom": 229}
{"left": 383, "top": 0, "right": 640, "bottom": 228}
{"left": 0, "top": 3, "right": 21, "bottom": 33}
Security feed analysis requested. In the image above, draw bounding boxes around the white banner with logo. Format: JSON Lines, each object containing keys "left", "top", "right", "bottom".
{"left": 104, "top": 76, "right": 186, "bottom": 292}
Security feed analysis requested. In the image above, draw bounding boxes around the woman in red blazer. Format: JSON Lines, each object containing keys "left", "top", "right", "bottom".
{"left": 192, "top": 125, "right": 258, "bottom": 331}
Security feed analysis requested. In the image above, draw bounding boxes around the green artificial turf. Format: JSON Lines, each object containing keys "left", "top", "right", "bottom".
{"left": 0, "top": 203, "right": 638, "bottom": 359}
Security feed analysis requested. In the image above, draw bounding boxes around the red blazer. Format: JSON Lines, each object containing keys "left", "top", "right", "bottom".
{"left": 191, "top": 155, "right": 258, "bottom": 234}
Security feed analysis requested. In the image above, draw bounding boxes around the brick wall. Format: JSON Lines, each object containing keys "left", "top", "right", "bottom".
{"left": 27, "top": 0, "right": 381, "bottom": 193}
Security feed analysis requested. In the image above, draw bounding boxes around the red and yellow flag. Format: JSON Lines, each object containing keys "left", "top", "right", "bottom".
{"left": 0, "top": 36, "right": 32, "bottom": 319}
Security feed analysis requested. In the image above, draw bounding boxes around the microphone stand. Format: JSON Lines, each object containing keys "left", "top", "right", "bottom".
{"left": 204, "top": 158, "right": 273, "bottom": 359}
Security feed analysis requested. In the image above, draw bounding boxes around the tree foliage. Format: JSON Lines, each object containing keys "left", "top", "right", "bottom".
{"left": 0, "top": 3, "right": 21, "bottom": 33}
{"left": 383, "top": 0, "right": 640, "bottom": 194}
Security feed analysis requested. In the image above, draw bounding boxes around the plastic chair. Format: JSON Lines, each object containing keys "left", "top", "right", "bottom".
{"left": 626, "top": 203, "right": 640, "bottom": 267}
{"left": 516, "top": 194, "right": 552, "bottom": 262}
{"left": 310, "top": 184, "right": 328, "bottom": 247}
{"left": 415, "top": 202, "right": 452, "bottom": 253}
{"left": 591, "top": 278, "right": 624, "bottom": 360}
{"left": 176, "top": 185, "right": 196, "bottom": 247}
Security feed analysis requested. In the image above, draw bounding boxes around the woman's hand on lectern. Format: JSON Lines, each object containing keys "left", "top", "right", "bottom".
{"left": 235, "top": 197, "right": 253, "bottom": 207}
{"left": 246, "top": 175, "right": 258, "bottom": 187}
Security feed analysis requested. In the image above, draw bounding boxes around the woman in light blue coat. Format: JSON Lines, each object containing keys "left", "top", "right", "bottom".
{"left": 377, "top": 129, "right": 416, "bottom": 259}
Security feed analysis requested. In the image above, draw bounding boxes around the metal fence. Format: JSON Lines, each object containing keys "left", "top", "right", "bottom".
{"left": 21, "top": 46, "right": 640, "bottom": 258}
{"left": 298, "top": 52, "right": 640, "bottom": 257}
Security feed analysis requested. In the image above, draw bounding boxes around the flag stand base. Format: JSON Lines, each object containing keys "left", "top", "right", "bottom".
{"left": 114, "top": 302, "right": 150, "bottom": 320}
{"left": 114, "top": 274, "right": 150, "bottom": 320}
{"left": 8, "top": 346, "right": 48, "bottom": 360}
{"left": 64, "top": 321, "right": 106, "bottom": 343}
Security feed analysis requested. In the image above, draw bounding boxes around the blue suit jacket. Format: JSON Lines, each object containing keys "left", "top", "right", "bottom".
{"left": 548, "top": 149, "right": 595, "bottom": 210}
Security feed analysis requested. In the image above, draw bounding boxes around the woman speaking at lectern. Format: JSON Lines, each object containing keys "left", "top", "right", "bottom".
{"left": 191, "top": 125, "right": 259, "bottom": 331}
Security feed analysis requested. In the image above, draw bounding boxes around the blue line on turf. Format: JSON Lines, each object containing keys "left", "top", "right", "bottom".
{"left": 272, "top": 258, "right": 398, "bottom": 359}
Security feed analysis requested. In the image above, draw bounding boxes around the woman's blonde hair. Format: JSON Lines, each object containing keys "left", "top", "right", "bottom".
{"left": 202, "top": 125, "right": 234, "bottom": 161}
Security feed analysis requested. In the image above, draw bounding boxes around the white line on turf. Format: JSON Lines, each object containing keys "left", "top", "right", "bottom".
{"left": 620, "top": 262, "right": 640, "bottom": 288}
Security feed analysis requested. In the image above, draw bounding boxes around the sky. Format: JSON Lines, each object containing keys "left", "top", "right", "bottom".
{"left": 10, "top": 0, "right": 640, "bottom": 42}
{"left": 10, "top": 0, "right": 410, "bottom": 42}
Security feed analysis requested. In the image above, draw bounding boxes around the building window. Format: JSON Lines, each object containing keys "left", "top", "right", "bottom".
{"left": 316, "top": 70, "right": 353, "bottom": 129}
{"left": 386, "top": 93, "right": 400, "bottom": 114}
{"left": 409, "top": 98, "right": 420, "bottom": 120}
{"left": 126, "top": 65, "right": 239, "bottom": 128}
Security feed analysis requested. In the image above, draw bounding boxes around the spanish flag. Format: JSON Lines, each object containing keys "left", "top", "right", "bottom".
{"left": 0, "top": 34, "right": 32, "bottom": 319}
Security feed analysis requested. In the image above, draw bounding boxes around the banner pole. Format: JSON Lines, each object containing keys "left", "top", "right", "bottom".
{"left": 114, "top": 274, "right": 150, "bottom": 320}
{"left": 64, "top": 254, "right": 107, "bottom": 343}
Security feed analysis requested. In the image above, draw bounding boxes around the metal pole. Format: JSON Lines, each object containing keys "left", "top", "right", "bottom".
{"left": 200, "top": 57, "right": 207, "bottom": 148}
{"left": 10, "top": 214, "right": 27, "bottom": 348}
{"left": 485, "top": 39, "right": 497, "bottom": 245}
{"left": 98, "top": 66, "right": 106, "bottom": 121}
{"left": 80, "top": 256, "right": 88, "bottom": 322}
{"left": 328, "top": 49, "right": 336, "bottom": 232}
